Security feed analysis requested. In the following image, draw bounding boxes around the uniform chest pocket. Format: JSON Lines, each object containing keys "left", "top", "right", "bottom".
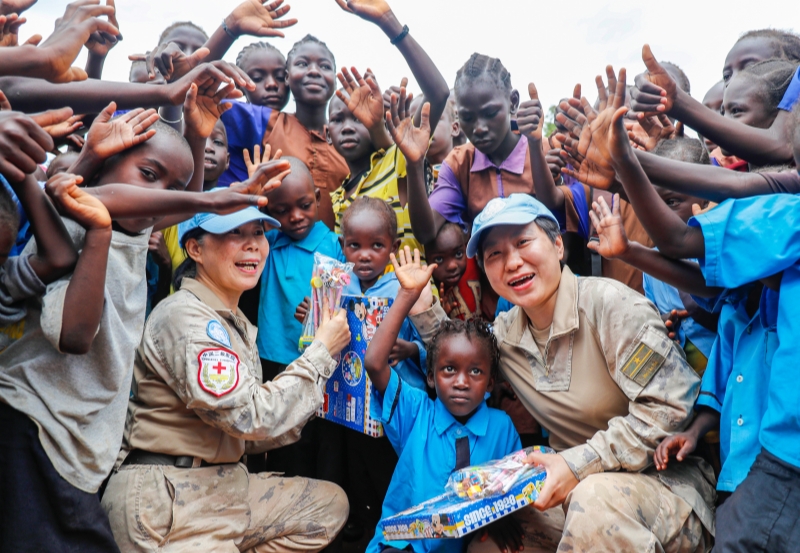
{"left": 523, "top": 334, "right": 573, "bottom": 392}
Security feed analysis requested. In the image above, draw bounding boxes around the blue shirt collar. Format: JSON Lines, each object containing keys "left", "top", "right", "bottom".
{"left": 271, "top": 221, "right": 331, "bottom": 252}
{"left": 432, "top": 397, "right": 490, "bottom": 437}
{"left": 343, "top": 270, "right": 398, "bottom": 297}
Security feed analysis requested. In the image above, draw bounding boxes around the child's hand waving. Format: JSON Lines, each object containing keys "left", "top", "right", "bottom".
{"left": 46, "top": 172, "right": 111, "bottom": 230}
{"left": 587, "top": 193, "right": 629, "bottom": 259}
{"left": 183, "top": 81, "right": 239, "bottom": 139}
{"left": 336, "top": 67, "right": 385, "bottom": 131}
{"left": 630, "top": 45, "right": 677, "bottom": 116}
{"left": 84, "top": 0, "right": 119, "bottom": 58}
{"left": 334, "top": 0, "right": 392, "bottom": 24}
{"left": 220, "top": 159, "right": 291, "bottom": 211}
{"left": 392, "top": 246, "right": 436, "bottom": 295}
{"left": 82, "top": 102, "right": 159, "bottom": 160}
{"left": 243, "top": 143, "right": 282, "bottom": 179}
{"left": 385, "top": 88, "right": 430, "bottom": 165}
{"left": 128, "top": 44, "right": 210, "bottom": 83}
{"left": 224, "top": 0, "right": 298, "bottom": 39}
{"left": 517, "top": 82, "right": 544, "bottom": 142}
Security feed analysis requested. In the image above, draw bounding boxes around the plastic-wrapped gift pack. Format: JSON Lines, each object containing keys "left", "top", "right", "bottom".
{"left": 379, "top": 446, "right": 553, "bottom": 540}
{"left": 316, "top": 295, "right": 392, "bottom": 438}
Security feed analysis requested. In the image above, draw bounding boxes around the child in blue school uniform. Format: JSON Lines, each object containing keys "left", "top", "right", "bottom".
{"left": 363, "top": 246, "right": 522, "bottom": 553}
{"left": 252, "top": 156, "right": 344, "bottom": 478}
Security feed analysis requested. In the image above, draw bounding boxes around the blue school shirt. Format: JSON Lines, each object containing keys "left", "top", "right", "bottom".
{"left": 778, "top": 66, "right": 800, "bottom": 111}
{"left": 367, "top": 369, "right": 521, "bottom": 553}
{"left": 643, "top": 269, "right": 716, "bottom": 357}
{"left": 257, "top": 221, "right": 343, "bottom": 365}
{"left": 218, "top": 102, "right": 274, "bottom": 188}
{"left": 690, "top": 192, "right": 800, "bottom": 468}
{"left": 344, "top": 272, "right": 428, "bottom": 394}
{"left": 2, "top": 176, "right": 34, "bottom": 257}
{"left": 695, "top": 287, "right": 778, "bottom": 492}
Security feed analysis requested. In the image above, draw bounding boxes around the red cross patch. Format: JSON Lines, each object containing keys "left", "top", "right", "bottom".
{"left": 197, "top": 348, "right": 240, "bottom": 397}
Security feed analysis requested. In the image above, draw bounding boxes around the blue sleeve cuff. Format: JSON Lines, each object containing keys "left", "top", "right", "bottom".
{"left": 688, "top": 213, "right": 720, "bottom": 287}
{"left": 381, "top": 369, "right": 402, "bottom": 425}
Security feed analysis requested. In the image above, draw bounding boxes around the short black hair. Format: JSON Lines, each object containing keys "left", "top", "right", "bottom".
{"left": 157, "top": 21, "right": 208, "bottom": 47}
{"left": 454, "top": 53, "right": 512, "bottom": 96}
{"left": 737, "top": 29, "right": 800, "bottom": 63}
{"left": 286, "top": 34, "right": 335, "bottom": 69}
{"left": 652, "top": 137, "right": 710, "bottom": 165}
{"left": 662, "top": 61, "right": 691, "bottom": 95}
{"left": 427, "top": 318, "right": 500, "bottom": 382}
{"left": 424, "top": 221, "right": 465, "bottom": 253}
{"left": 236, "top": 41, "right": 285, "bottom": 68}
{"left": 0, "top": 184, "right": 19, "bottom": 237}
{"left": 738, "top": 59, "right": 799, "bottom": 111}
{"left": 341, "top": 197, "right": 397, "bottom": 240}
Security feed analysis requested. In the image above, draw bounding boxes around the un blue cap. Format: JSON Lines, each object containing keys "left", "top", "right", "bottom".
{"left": 178, "top": 206, "right": 280, "bottom": 248}
{"left": 466, "top": 194, "right": 559, "bottom": 258}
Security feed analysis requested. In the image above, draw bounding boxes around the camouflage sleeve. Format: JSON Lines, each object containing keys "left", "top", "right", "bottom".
{"left": 560, "top": 281, "right": 700, "bottom": 480}
{"left": 408, "top": 301, "right": 449, "bottom": 346}
{"left": 151, "top": 309, "right": 337, "bottom": 441}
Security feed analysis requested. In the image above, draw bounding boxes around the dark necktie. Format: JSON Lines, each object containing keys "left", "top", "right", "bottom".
{"left": 455, "top": 436, "right": 470, "bottom": 470}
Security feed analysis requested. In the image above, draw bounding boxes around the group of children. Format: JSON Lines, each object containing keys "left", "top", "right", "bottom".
{"left": 0, "top": 0, "right": 799, "bottom": 551}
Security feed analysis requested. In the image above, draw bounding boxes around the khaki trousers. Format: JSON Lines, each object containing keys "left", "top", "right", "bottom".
{"left": 469, "top": 472, "right": 710, "bottom": 553}
{"left": 101, "top": 463, "right": 348, "bottom": 552}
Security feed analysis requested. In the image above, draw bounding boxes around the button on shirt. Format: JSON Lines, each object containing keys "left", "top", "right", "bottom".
{"left": 367, "top": 369, "right": 521, "bottom": 553}
{"left": 691, "top": 193, "right": 800, "bottom": 469}
{"left": 695, "top": 286, "right": 778, "bottom": 491}
{"left": 257, "top": 221, "right": 344, "bottom": 364}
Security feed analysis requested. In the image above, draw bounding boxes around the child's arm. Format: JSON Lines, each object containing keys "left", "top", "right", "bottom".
{"left": 0, "top": 61, "right": 249, "bottom": 114}
{"left": 45, "top": 173, "right": 112, "bottom": 354}
{"left": 84, "top": 159, "right": 291, "bottom": 225}
{"left": 631, "top": 45, "right": 794, "bottom": 166}
{"left": 203, "top": 0, "right": 297, "bottom": 63}
{"left": 588, "top": 194, "right": 722, "bottom": 298}
{"left": 518, "top": 82, "right": 565, "bottom": 212}
{"left": 654, "top": 408, "right": 720, "bottom": 471}
{"left": 336, "top": 0, "right": 450, "bottom": 129}
{"left": 0, "top": 1, "right": 119, "bottom": 83}
{"left": 364, "top": 247, "right": 436, "bottom": 394}
{"left": 385, "top": 95, "right": 447, "bottom": 244}
{"left": 68, "top": 102, "right": 159, "bottom": 182}
{"left": 587, "top": 67, "right": 705, "bottom": 260}
{"left": 83, "top": 0, "right": 120, "bottom": 80}
{"left": 11, "top": 174, "right": 78, "bottom": 283}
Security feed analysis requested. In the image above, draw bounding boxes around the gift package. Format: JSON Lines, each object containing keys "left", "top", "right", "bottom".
{"left": 379, "top": 446, "right": 553, "bottom": 540}
{"left": 298, "top": 253, "right": 354, "bottom": 352}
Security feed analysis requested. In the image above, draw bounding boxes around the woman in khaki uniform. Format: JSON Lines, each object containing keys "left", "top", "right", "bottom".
{"left": 408, "top": 195, "right": 716, "bottom": 553}
{"left": 101, "top": 207, "right": 351, "bottom": 553}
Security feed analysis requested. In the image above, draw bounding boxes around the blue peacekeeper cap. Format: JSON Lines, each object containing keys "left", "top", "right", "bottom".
{"left": 466, "top": 194, "right": 560, "bottom": 259}
{"left": 178, "top": 191, "right": 280, "bottom": 248}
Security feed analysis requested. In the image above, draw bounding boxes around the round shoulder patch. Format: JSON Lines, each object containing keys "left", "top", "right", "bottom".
{"left": 206, "top": 320, "right": 232, "bottom": 347}
{"left": 198, "top": 348, "right": 240, "bottom": 397}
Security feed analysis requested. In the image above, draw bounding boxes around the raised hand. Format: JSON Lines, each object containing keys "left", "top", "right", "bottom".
{"left": 40, "top": 112, "right": 84, "bottom": 140}
{"left": 654, "top": 431, "right": 697, "bottom": 471}
{"left": 128, "top": 44, "right": 209, "bottom": 83}
{"left": 630, "top": 45, "right": 676, "bottom": 116}
{"left": 391, "top": 246, "right": 436, "bottom": 294}
{"left": 558, "top": 66, "right": 627, "bottom": 190}
{"left": 35, "top": 0, "right": 121, "bottom": 83}
{"left": 83, "top": 102, "right": 159, "bottom": 160}
{"left": 222, "top": 158, "right": 292, "bottom": 210}
{"left": 626, "top": 113, "right": 677, "bottom": 152}
{"left": 385, "top": 87, "right": 430, "bottom": 164}
{"left": 183, "top": 80, "right": 237, "bottom": 139}
{"left": 334, "top": 0, "right": 392, "bottom": 25}
{"left": 0, "top": 109, "right": 66, "bottom": 181}
{"left": 0, "top": 13, "right": 24, "bottom": 47}
{"left": 84, "top": 0, "right": 119, "bottom": 57}
{"left": 382, "top": 76, "right": 407, "bottom": 112}
{"left": 243, "top": 143, "right": 282, "bottom": 178}
{"left": 388, "top": 338, "right": 416, "bottom": 367}
{"left": 336, "top": 66, "right": 385, "bottom": 131}
{"left": 587, "top": 193, "right": 630, "bottom": 259}
{"left": 46, "top": 172, "right": 112, "bottom": 230}
{"left": 517, "top": 82, "right": 544, "bottom": 142}
{"left": 168, "top": 61, "right": 253, "bottom": 105}
{"left": 224, "top": 0, "right": 298, "bottom": 38}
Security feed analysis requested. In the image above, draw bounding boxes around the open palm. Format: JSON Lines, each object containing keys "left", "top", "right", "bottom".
{"left": 337, "top": 67, "right": 384, "bottom": 130}
{"left": 85, "top": 103, "right": 159, "bottom": 160}
{"left": 588, "top": 194, "right": 628, "bottom": 259}
{"left": 228, "top": 0, "right": 297, "bottom": 37}
{"left": 392, "top": 247, "right": 436, "bottom": 293}
{"left": 334, "top": 0, "right": 391, "bottom": 23}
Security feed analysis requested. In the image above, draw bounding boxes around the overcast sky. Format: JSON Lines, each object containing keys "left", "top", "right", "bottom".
{"left": 22, "top": 0, "right": 797, "bottom": 118}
